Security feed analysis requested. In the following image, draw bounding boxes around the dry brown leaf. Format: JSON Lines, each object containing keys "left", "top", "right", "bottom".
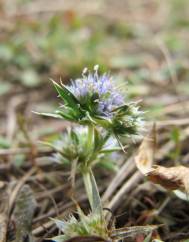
{"left": 147, "top": 165, "right": 189, "bottom": 193}
{"left": 135, "top": 124, "right": 156, "bottom": 175}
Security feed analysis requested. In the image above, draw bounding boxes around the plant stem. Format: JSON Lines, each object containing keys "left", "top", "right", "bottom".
{"left": 86, "top": 124, "right": 94, "bottom": 153}
{"left": 82, "top": 124, "right": 103, "bottom": 213}
{"left": 82, "top": 169, "right": 102, "bottom": 214}
{"left": 89, "top": 168, "right": 102, "bottom": 214}
{"left": 82, "top": 170, "right": 93, "bottom": 210}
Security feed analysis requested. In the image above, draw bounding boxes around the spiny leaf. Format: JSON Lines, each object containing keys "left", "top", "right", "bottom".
{"left": 90, "top": 170, "right": 102, "bottom": 214}
{"left": 51, "top": 80, "right": 81, "bottom": 114}
{"left": 56, "top": 110, "right": 77, "bottom": 121}
{"left": 100, "top": 147, "right": 121, "bottom": 153}
{"left": 33, "top": 111, "right": 62, "bottom": 119}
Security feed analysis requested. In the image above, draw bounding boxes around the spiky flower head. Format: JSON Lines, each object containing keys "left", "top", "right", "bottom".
{"left": 41, "top": 66, "right": 144, "bottom": 138}
{"left": 48, "top": 126, "right": 120, "bottom": 172}
{"left": 69, "top": 65, "right": 124, "bottom": 118}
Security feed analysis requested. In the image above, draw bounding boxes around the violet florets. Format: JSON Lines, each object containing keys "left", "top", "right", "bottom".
{"left": 68, "top": 66, "right": 124, "bottom": 117}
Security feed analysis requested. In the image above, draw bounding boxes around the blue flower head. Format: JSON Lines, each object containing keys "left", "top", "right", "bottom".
{"left": 69, "top": 65, "right": 124, "bottom": 118}
{"left": 42, "top": 66, "right": 144, "bottom": 138}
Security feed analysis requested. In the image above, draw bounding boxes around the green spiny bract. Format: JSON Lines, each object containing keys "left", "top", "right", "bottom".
{"left": 48, "top": 126, "right": 120, "bottom": 173}
{"left": 52, "top": 209, "right": 110, "bottom": 242}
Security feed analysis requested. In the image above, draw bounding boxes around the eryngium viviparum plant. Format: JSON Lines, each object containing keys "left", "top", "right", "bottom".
{"left": 39, "top": 66, "right": 144, "bottom": 241}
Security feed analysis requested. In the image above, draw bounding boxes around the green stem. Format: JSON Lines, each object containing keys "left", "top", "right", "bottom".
{"left": 82, "top": 124, "right": 103, "bottom": 214}
{"left": 86, "top": 124, "right": 94, "bottom": 152}
{"left": 89, "top": 168, "right": 102, "bottom": 214}
{"left": 82, "top": 169, "right": 102, "bottom": 214}
{"left": 82, "top": 171, "right": 93, "bottom": 210}
{"left": 82, "top": 124, "right": 95, "bottom": 210}
{"left": 86, "top": 130, "right": 111, "bottom": 167}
